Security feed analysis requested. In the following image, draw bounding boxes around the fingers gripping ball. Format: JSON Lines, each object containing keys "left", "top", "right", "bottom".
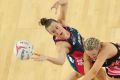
{"left": 14, "top": 40, "right": 33, "bottom": 60}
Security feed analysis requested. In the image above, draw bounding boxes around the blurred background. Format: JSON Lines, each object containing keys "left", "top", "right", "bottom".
{"left": 0, "top": 0, "right": 120, "bottom": 80}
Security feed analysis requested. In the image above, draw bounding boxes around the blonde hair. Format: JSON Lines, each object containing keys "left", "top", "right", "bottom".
{"left": 84, "top": 37, "right": 101, "bottom": 51}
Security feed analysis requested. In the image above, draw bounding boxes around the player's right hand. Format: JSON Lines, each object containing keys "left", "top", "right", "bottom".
{"left": 31, "top": 53, "right": 47, "bottom": 61}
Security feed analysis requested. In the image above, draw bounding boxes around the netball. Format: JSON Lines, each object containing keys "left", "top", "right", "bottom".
{"left": 13, "top": 40, "right": 33, "bottom": 60}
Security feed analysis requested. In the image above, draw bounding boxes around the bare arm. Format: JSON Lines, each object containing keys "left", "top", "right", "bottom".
{"left": 84, "top": 53, "right": 98, "bottom": 80}
{"left": 51, "top": 0, "right": 68, "bottom": 25}
{"left": 82, "top": 46, "right": 113, "bottom": 80}
{"left": 46, "top": 41, "right": 70, "bottom": 65}
{"left": 58, "top": 0, "right": 68, "bottom": 25}
{"left": 66, "top": 71, "right": 81, "bottom": 80}
{"left": 31, "top": 41, "right": 70, "bottom": 65}
{"left": 96, "top": 68, "right": 108, "bottom": 80}
{"left": 83, "top": 53, "right": 93, "bottom": 74}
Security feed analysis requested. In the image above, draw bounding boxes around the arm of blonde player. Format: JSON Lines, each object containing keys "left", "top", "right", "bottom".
{"left": 83, "top": 53, "right": 93, "bottom": 74}
{"left": 51, "top": 0, "right": 68, "bottom": 25}
{"left": 81, "top": 46, "right": 112, "bottom": 80}
{"left": 83, "top": 53, "right": 97, "bottom": 80}
{"left": 31, "top": 41, "right": 70, "bottom": 65}
{"left": 66, "top": 71, "right": 81, "bottom": 80}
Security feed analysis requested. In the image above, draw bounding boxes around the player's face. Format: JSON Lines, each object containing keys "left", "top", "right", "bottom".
{"left": 85, "top": 49, "right": 99, "bottom": 60}
{"left": 46, "top": 21, "right": 65, "bottom": 38}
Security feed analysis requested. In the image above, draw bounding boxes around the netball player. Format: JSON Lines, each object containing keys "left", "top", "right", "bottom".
{"left": 83, "top": 37, "right": 120, "bottom": 80}
{"left": 32, "top": 0, "right": 107, "bottom": 80}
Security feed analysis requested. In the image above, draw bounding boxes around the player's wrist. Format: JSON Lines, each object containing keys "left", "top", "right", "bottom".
{"left": 45, "top": 56, "right": 49, "bottom": 60}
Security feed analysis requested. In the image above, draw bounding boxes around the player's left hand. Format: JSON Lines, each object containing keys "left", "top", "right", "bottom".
{"left": 51, "top": 1, "right": 60, "bottom": 14}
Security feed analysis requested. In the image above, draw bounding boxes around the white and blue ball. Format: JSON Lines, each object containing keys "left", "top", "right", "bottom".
{"left": 14, "top": 40, "right": 33, "bottom": 60}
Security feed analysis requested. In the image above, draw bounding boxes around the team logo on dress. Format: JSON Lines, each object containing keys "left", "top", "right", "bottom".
{"left": 110, "top": 60, "right": 120, "bottom": 67}
{"left": 72, "top": 36, "right": 76, "bottom": 45}
{"left": 118, "top": 47, "right": 120, "bottom": 50}
{"left": 76, "top": 58, "right": 83, "bottom": 65}
{"left": 119, "top": 56, "right": 120, "bottom": 59}
{"left": 78, "top": 33, "right": 82, "bottom": 45}
{"left": 68, "top": 55, "right": 74, "bottom": 63}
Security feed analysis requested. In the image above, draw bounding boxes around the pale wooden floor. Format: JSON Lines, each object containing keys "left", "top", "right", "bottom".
{"left": 0, "top": 0, "right": 120, "bottom": 80}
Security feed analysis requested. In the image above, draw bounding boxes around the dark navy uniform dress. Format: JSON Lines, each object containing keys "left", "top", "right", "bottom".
{"left": 53, "top": 27, "right": 85, "bottom": 75}
{"left": 104, "top": 43, "right": 120, "bottom": 78}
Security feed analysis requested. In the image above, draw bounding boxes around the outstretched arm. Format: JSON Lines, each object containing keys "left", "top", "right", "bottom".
{"left": 31, "top": 41, "right": 70, "bottom": 65}
{"left": 83, "top": 53, "right": 93, "bottom": 74}
{"left": 82, "top": 46, "right": 111, "bottom": 80}
{"left": 51, "top": 0, "right": 68, "bottom": 25}
{"left": 84, "top": 53, "right": 100, "bottom": 80}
